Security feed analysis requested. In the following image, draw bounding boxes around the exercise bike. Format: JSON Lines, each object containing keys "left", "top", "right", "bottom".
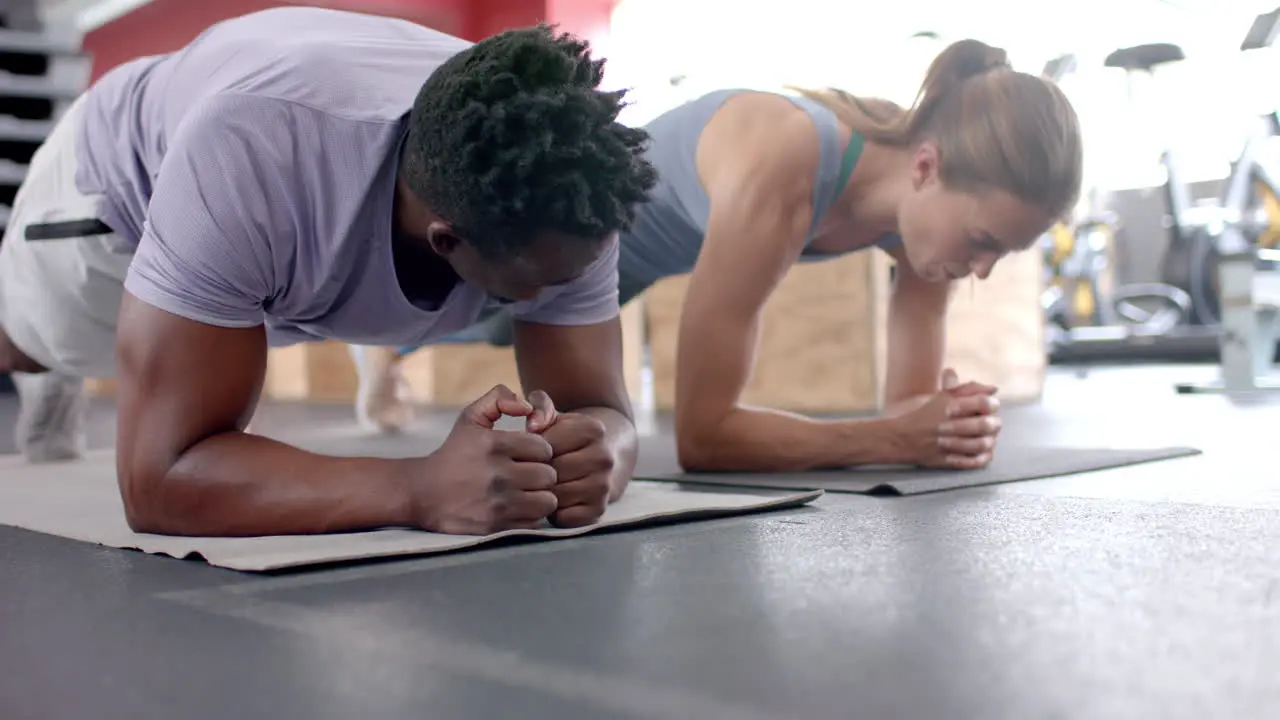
{"left": 1038, "top": 53, "right": 1198, "bottom": 361}
{"left": 1169, "top": 107, "right": 1280, "bottom": 395}
{"left": 1040, "top": 208, "right": 1193, "bottom": 343}
{"left": 1051, "top": 10, "right": 1280, "bottom": 372}
{"left": 1109, "top": 7, "right": 1280, "bottom": 394}
{"left": 1160, "top": 110, "right": 1280, "bottom": 328}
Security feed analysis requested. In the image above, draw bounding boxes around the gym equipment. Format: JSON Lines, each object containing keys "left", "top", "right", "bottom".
{"left": 0, "top": 5, "right": 87, "bottom": 235}
{"left": 1172, "top": 107, "right": 1280, "bottom": 394}
{"left": 1041, "top": 210, "right": 1196, "bottom": 343}
{"left": 1052, "top": 9, "right": 1280, "bottom": 374}
{"left": 1038, "top": 53, "right": 1204, "bottom": 362}
{"left": 0, "top": 9, "right": 87, "bottom": 395}
{"left": 1174, "top": 246, "right": 1280, "bottom": 395}
{"left": 1162, "top": 108, "right": 1280, "bottom": 323}
{"left": 1172, "top": 7, "right": 1280, "bottom": 395}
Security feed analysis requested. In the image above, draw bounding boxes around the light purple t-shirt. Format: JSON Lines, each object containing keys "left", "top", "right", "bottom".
{"left": 73, "top": 7, "right": 620, "bottom": 348}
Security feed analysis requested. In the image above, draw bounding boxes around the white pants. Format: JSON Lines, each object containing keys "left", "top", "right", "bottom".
{"left": 0, "top": 94, "right": 134, "bottom": 379}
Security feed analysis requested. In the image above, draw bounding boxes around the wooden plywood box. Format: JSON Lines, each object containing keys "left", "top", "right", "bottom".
{"left": 942, "top": 249, "right": 1047, "bottom": 402}
{"left": 84, "top": 343, "right": 366, "bottom": 403}
{"left": 85, "top": 378, "right": 115, "bottom": 397}
{"left": 645, "top": 252, "right": 893, "bottom": 415}
{"left": 88, "top": 341, "right": 416, "bottom": 405}
{"left": 644, "top": 248, "right": 1046, "bottom": 414}
{"left": 416, "top": 300, "right": 649, "bottom": 408}
{"left": 259, "top": 300, "right": 649, "bottom": 408}
{"left": 261, "top": 341, "right": 361, "bottom": 403}
{"left": 403, "top": 341, "right": 521, "bottom": 409}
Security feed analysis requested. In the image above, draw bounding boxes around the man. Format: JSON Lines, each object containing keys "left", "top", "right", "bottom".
{"left": 0, "top": 8, "right": 658, "bottom": 537}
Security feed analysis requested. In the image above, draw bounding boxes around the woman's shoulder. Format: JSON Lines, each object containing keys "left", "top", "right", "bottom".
{"left": 699, "top": 93, "right": 831, "bottom": 174}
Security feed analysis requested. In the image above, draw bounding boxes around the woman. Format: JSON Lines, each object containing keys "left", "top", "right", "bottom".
{"left": 351, "top": 38, "right": 1083, "bottom": 472}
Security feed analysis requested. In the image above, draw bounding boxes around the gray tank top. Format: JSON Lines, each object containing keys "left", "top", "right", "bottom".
{"left": 617, "top": 88, "right": 899, "bottom": 300}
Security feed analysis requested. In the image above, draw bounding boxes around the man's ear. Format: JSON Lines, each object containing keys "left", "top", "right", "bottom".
{"left": 425, "top": 221, "right": 462, "bottom": 256}
{"left": 911, "top": 142, "right": 941, "bottom": 190}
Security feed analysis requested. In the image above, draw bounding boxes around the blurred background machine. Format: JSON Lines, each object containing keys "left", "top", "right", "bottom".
{"left": 0, "top": 0, "right": 91, "bottom": 395}
{"left": 1042, "top": 6, "right": 1280, "bottom": 378}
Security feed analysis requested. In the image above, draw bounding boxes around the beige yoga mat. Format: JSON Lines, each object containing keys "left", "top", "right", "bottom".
{"left": 0, "top": 450, "right": 821, "bottom": 572}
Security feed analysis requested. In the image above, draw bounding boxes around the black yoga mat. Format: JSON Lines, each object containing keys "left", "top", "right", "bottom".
{"left": 635, "top": 445, "right": 1203, "bottom": 496}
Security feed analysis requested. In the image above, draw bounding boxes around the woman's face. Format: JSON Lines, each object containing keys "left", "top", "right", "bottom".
{"left": 896, "top": 145, "right": 1055, "bottom": 282}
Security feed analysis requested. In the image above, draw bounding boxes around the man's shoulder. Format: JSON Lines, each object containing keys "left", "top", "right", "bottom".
{"left": 152, "top": 90, "right": 404, "bottom": 252}
{"left": 197, "top": 6, "right": 470, "bottom": 59}
{"left": 183, "top": 7, "right": 471, "bottom": 126}
{"left": 174, "top": 90, "right": 405, "bottom": 142}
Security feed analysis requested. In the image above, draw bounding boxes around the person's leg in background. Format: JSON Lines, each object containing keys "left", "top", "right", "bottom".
{"left": 347, "top": 307, "right": 516, "bottom": 433}
{"left": 0, "top": 95, "right": 131, "bottom": 462}
{"left": 348, "top": 342, "right": 417, "bottom": 433}
{"left": 0, "top": 317, "right": 88, "bottom": 461}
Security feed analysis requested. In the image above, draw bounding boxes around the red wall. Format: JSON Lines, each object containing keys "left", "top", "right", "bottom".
{"left": 84, "top": 0, "right": 617, "bottom": 83}
{"left": 465, "top": 0, "right": 543, "bottom": 41}
{"left": 546, "top": 0, "right": 615, "bottom": 49}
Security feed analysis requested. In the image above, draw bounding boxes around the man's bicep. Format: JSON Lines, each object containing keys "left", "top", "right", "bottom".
{"left": 114, "top": 291, "right": 268, "bottom": 489}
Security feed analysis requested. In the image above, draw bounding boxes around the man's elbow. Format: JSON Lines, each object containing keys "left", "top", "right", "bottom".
{"left": 118, "top": 462, "right": 183, "bottom": 535}
{"left": 120, "top": 480, "right": 164, "bottom": 534}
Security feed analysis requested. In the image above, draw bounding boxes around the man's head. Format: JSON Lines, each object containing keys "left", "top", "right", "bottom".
{"left": 399, "top": 25, "right": 658, "bottom": 301}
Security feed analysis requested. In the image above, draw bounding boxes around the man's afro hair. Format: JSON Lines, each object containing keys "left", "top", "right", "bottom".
{"left": 402, "top": 25, "right": 659, "bottom": 257}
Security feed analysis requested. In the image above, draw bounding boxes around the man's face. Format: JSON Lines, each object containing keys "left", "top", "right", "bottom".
{"left": 433, "top": 228, "right": 612, "bottom": 303}
{"left": 394, "top": 176, "right": 612, "bottom": 303}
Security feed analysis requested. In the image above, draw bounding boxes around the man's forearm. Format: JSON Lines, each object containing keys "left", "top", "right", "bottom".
{"left": 574, "top": 405, "right": 637, "bottom": 501}
{"left": 120, "top": 432, "right": 413, "bottom": 537}
{"left": 678, "top": 405, "right": 909, "bottom": 473}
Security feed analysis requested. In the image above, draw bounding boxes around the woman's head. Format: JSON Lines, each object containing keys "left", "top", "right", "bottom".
{"left": 800, "top": 40, "right": 1083, "bottom": 282}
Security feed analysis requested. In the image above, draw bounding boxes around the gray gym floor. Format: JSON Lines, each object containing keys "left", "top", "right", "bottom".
{"left": 2, "top": 364, "right": 1278, "bottom": 719}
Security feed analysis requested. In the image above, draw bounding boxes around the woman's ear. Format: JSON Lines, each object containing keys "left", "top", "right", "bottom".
{"left": 911, "top": 141, "right": 942, "bottom": 190}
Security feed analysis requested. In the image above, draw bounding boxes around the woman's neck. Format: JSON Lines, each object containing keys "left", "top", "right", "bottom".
{"left": 846, "top": 141, "right": 914, "bottom": 233}
{"left": 813, "top": 141, "right": 913, "bottom": 249}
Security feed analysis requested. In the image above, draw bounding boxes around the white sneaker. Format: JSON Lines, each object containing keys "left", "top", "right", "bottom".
{"left": 12, "top": 371, "right": 88, "bottom": 463}
{"left": 349, "top": 346, "right": 414, "bottom": 434}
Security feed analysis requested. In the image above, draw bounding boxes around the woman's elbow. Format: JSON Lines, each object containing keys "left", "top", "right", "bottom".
{"left": 675, "top": 421, "right": 734, "bottom": 472}
{"left": 672, "top": 388, "right": 747, "bottom": 471}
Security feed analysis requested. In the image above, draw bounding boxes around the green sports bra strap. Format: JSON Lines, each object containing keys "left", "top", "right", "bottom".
{"left": 831, "top": 130, "right": 864, "bottom": 200}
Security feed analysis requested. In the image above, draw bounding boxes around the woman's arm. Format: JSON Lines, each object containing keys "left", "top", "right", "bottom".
{"left": 672, "top": 98, "right": 910, "bottom": 472}
{"left": 881, "top": 246, "right": 956, "bottom": 414}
